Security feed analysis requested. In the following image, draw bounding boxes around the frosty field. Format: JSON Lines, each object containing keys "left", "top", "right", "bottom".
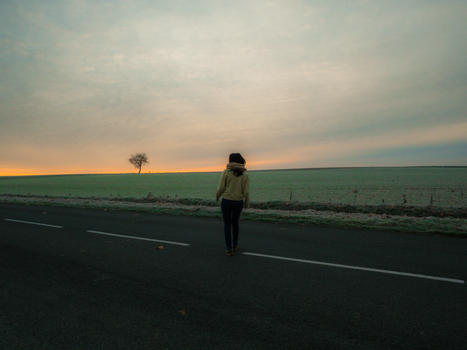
{"left": 1, "top": 167, "right": 465, "bottom": 208}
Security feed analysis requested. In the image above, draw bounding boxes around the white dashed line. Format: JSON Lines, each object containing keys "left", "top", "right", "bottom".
{"left": 4, "top": 218, "right": 63, "bottom": 229}
{"left": 86, "top": 230, "right": 190, "bottom": 247}
{"left": 3, "top": 216, "right": 462, "bottom": 284}
{"left": 242, "top": 252, "right": 465, "bottom": 284}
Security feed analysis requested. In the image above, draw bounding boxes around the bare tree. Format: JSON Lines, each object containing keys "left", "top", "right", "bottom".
{"left": 129, "top": 153, "right": 149, "bottom": 174}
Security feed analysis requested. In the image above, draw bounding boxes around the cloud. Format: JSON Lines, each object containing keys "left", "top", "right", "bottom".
{"left": 305, "top": 121, "right": 467, "bottom": 161}
{"left": 0, "top": 0, "right": 466, "bottom": 174}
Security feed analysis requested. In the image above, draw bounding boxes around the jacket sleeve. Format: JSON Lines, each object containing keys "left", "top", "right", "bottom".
{"left": 216, "top": 170, "right": 227, "bottom": 201}
{"left": 243, "top": 173, "right": 250, "bottom": 208}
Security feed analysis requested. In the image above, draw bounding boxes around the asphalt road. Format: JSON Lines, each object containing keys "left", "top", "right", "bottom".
{"left": 1, "top": 203, "right": 466, "bottom": 350}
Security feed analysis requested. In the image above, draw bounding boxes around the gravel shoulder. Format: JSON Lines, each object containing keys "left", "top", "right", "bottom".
{"left": 0, "top": 195, "right": 465, "bottom": 235}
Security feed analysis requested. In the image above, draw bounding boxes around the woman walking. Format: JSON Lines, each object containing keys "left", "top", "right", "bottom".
{"left": 216, "top": 153, "right": 250, "bottom": 256}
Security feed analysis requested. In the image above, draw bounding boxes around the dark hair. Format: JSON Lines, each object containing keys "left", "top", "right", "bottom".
{"left": 229, "top": 153, "right": 245, "bottom": 164}
{"left": 229, "top": 153, "right": 246, "bottom": 176}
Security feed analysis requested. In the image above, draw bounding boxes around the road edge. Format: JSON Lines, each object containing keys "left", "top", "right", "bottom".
{"left": 0, "top": 195, "right": 465, "bottom": 236}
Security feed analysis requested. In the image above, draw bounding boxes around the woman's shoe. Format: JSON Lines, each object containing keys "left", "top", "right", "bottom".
{"left": 233, "top": 246, "right": 239, "bottom": 253}
{"left": 225, "top": 249, "right": 233, "bottom": 256}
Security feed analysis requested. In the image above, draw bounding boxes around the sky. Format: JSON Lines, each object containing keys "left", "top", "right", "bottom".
{"left": 1, "top": 0, "right": 466, "bottom": 175}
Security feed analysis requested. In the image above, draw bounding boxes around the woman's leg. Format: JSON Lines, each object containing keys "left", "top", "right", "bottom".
{"left": 221, "top": 199, "right": 233, "bottom": 250}
{"left": 231, "top": 201, "right": 244, "bottom": 249}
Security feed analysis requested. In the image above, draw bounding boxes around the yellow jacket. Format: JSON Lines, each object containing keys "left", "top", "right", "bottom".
{"left": 216, "top": 162, "right": 250, "bottom": 208}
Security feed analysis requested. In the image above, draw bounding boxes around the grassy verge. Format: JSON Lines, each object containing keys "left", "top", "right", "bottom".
{"left": 5, "top": 193, "right": 466, "bottom": 218}
{"left": 0, "top": 194, "right": 465, "bottom": 236}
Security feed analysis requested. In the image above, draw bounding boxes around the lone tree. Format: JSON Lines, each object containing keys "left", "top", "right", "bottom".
{"left": 129, "top": 153, "right": 149, "bottom": 174}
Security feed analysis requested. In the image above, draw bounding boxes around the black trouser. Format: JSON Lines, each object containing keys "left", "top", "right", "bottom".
{"left": 221, "top": 198, "right": 243, "bottom": 250}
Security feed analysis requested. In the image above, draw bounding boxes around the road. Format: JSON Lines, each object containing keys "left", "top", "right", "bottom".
{"left": 1, "top": 203, "right": 465, "bottom": 349}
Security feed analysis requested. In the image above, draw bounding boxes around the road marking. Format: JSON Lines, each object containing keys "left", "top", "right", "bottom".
{"left": 4, "top": 218, "right": 63, "bottom": 229}
{"left": 242, "top": 252, "right": 465, "bottom": 284}
{"left": 86, "top": 230, "right": 190, "bottom": 247}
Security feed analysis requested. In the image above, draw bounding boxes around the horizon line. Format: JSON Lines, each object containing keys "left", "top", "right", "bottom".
{"left": 1, "top": 165, "right": 466, "bottom": 177}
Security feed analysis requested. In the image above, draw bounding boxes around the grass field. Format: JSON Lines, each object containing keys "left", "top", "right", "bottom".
{"left": 1, "top": 167, "right": 466, "bottom": 208}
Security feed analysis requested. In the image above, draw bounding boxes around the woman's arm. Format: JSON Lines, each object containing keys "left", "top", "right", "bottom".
{"left": 243, "top": 173, "right": 250, "bottom": 208}
{"left": 216, "top": 170, "right": 227, "bottom": 201}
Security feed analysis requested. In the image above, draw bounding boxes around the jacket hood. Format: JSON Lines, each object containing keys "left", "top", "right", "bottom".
{"left": 227, "top": 162, "right": 246, "bottom": 171}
